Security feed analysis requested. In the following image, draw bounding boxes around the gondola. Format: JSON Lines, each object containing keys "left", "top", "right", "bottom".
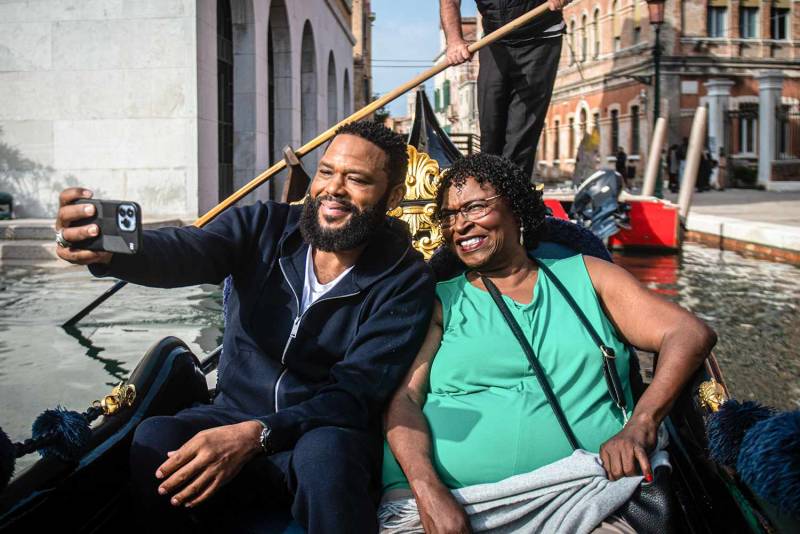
{"left": 1, "top": 89, "right": 797, "bottom": 533}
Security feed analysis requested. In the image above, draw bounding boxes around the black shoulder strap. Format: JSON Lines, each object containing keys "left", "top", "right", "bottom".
{"left": 534, "top": 260, "right": 628, "bottom": 420}
{"left": 481, "top": 276, "right": 580, "bottom": 451}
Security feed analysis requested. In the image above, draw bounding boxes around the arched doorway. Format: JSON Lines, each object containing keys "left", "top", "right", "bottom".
{"left": 343, "top": 69, "right": 351, "bottom": 117}
{"left": 300, "top": 21, "right": 318, "bottom": 171}
{"left": 268, "top": 0, "right": 291, "bottom": 199}
{"left": 217, "top": 0, "right": 234, "bottom": 201}
{"left": 327, "top": 52, "right": 338, "bottom": 127}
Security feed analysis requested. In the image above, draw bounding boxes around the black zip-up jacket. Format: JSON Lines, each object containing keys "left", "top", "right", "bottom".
{"left": 90, "top": 201, "right": 435, "bottom": 452}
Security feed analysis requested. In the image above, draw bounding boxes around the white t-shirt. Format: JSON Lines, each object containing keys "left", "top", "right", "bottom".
{"left": 300, "top": 247, "right": 354, "bottom": 314}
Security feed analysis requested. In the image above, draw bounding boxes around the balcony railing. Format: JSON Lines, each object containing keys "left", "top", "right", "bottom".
{"left": 450, "top": 133, "right": 481, "bottom": 156}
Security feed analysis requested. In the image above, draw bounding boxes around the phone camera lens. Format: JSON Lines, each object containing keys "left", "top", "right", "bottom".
{"left": 118, "top": 207, "right": 126, "bottom": 216}
{"left": 121, "top": 218, "right": 131, "bottom": 228}
{"left": 126, "top": 208, "right": 134, "bottom": 217}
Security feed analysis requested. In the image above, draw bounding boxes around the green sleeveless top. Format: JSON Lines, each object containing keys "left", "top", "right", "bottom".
{"left": 382, "top": 243, "right": 636, "bottom": 491}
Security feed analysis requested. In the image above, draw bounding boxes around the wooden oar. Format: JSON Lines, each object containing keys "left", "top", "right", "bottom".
{"left": 62, "top": 3, "right": 552, "bottom": 327}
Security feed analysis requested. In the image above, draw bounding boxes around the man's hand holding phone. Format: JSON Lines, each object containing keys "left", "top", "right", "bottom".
{"left": 55, "top": 188, "right": 113, "bottom": 266}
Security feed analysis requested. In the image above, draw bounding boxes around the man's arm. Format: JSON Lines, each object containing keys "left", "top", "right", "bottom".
{"left": 440, "top": 0, "right": 472, "bottom": 65}
{"left": 56, "top": 187, "right": 273, "bottom": 287}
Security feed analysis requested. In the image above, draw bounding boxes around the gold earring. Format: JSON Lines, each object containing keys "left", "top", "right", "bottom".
{"left": 519, "top": 226, "right": 525, "bottom": 247}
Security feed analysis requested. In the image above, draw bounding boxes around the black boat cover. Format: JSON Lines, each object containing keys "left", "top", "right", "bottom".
{"left": 407, "top": 87, "right": 463, "bottom": 168}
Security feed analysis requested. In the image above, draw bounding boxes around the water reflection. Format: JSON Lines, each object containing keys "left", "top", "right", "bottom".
{"left": 0, "top": 242, "right": 797, "bottom": 472}
{"left": 0, "top": 264, "right": 223, "bottom": 472}
{"left": 615, "top": 244, "right": 800, "bottom": 410}
{"left": 61, "top": 325, "right": 129, "bottom": 386}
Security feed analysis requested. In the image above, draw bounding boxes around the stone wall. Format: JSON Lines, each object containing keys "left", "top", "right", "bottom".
{"left": 0, "top": 0, "right": 198, "bottom": 218}
{"left": 0, "top": 0, "right": 356, "bottom": 219}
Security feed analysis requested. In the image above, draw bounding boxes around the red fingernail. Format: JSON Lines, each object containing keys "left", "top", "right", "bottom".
{"left": 645, "top": 473, "right": 653, "bottom": 483}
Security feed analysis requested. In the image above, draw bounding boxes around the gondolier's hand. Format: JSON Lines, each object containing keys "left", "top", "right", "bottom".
{"left": 599, "top": 414, "right": 658, "bottom": 482}
{"left": 55, "top": 188, "right": 112, "bottom": 265}
{"left": 548, "top": 0, "right": 573, "bottom": 10}
{"left": 416, "top": 480, "right": 472, "bottom": 534}
{"left": 155, "top": 421, "right": 263, "bottom": 508}
{"left": 446, "top": 38, "right": 472, "bottom": 65}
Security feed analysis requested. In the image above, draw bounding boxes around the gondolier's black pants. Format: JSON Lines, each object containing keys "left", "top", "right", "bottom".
{"left": 478, "top": 35, "right": 562, "bottom": 178}
{"left": 129, "top": 405, "right": 382, "bottom": 533}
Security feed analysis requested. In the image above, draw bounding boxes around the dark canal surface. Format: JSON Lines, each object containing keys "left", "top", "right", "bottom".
{"left": 1, "top": 242, "right": 798, "bottom": 474}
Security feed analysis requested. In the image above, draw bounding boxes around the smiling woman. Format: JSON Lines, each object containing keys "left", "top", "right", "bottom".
{"left": 381, "top": 153, "right": 716, "bottom": 533}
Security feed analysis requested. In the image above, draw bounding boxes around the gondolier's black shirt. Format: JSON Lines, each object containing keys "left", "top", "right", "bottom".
{"left": 90, "top": 201, "right": 434, "bottom": 453}
{"left": 475, "top": 0, "right": 565, "bottom": 44}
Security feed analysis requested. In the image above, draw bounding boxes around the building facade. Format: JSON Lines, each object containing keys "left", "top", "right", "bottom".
{"left": 352, "top": 0, "right": 375, "bottom": 113}
{"left": 0, "top": 0, "right": 362, "bottom": 219}
{"left": 539, "top": 0, "right": 799, "bottom": 188}
{"left": 431, "top": 17, "right": 481, "bottom": 137}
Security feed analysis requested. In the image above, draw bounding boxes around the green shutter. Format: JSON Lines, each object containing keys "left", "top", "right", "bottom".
{"left": 434, "top": 89, "right": 441, "bottom": 112}
{"left": 443, "top": 80, "right": 451, "bottom": 108}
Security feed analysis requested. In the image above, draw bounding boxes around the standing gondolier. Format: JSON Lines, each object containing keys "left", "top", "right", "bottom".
{"left": 441, "top": 0, "right": 571, "bottom": 178}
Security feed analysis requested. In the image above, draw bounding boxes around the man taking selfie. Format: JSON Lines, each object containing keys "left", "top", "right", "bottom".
{"left": 55, "top": 121, "right": 434, "bottom": 533}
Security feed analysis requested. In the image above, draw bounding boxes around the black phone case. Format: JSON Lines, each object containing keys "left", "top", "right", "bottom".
{"left": 71, "top": 199, "right": 142, "bottom": 255}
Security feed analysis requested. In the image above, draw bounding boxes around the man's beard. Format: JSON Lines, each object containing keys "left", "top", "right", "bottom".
{"left": 300, "top": 194, "right": 387, "bottom": 252}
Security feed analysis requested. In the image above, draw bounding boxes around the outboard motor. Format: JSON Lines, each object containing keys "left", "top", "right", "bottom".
{"left": 569, "top": 169, "right": 631, "bottom": 241}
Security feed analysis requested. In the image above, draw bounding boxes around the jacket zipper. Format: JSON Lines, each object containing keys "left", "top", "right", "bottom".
{"left": 274, "top": 259, "right": 359, "bottom": 411}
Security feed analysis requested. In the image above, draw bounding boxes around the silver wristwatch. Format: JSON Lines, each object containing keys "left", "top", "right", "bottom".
{"left": 256, "top": 421, "right": 273, "bottom": 455}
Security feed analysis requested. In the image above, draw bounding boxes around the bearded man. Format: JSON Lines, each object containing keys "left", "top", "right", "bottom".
{"left": 54, "top": 121, "right": 434, "bottom": 533}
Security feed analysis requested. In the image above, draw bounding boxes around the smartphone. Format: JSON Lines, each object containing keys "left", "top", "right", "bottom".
{"left": 70, "top": 199, "right": 142, "bottom": 254}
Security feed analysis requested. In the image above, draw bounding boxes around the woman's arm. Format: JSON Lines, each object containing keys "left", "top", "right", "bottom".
{"left": 584, "top": 256, "right": 717, "bottom": 481}
{"left": 384, "top": 300, "right": 472, "bottom": 534}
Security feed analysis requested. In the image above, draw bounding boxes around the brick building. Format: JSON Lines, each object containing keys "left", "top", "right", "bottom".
{"left": 352, "top": 0, "right": 375, "bottom": 113}
{"left": 538, "top": 0, "right": 799, "bottom": 189}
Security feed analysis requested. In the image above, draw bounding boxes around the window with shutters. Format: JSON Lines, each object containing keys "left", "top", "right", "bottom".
{"left": 593, "top": 10, "right": 600, "bottom": 58}
{"left": 569, "top": 20, "right": 576, "bottom": 64}
{"left": 771, "top": 7, "right": 789, "bottom": 40}
{"left": 554, "top": 119, "right": 561, "bottom": 163}
{"left": 581, "top": 15, "right": 588, "bottom": 61}
{"left": 631, "top": 105, "right": 640, "bottom": 155}
{"left": 443, "top": 80, "right": 451, "bottom": 108}
{"left": 739, "top": 103, "right": 758, "bottom": 155}
{"left": 707, "top": 6, "right": 727, "bottom": 38}
{"left": 612, "top": 1, "right": 621, "bottom": 52}
{"left": 739, "top": 7, "right": 759, "bottom": 39}
{"left": 611, "top": 109, "right": 619, "bottom": 153}
{"left": 568, "top": 117, "right": 575, "bottom": 158}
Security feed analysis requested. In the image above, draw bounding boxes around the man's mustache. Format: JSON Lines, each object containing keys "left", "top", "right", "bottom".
{"left": 316, "top": 195, "right": 358, "bottom": 213}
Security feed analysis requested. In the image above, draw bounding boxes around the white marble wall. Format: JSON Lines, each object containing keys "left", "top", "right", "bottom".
{"left": 0, "top": 0, "right": 355, "bottom": 219}
{"left": 196, "top": 0, "right": 356, "bottom": 213}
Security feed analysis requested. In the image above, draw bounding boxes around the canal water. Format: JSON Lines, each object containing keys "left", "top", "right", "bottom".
{"left": 1, "top": 242, "right": 798, "bottom": 474}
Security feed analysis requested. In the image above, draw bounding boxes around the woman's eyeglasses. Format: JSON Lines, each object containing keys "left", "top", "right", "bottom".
{"left": 437, "top": 194, "right": 502, "bottom": 229}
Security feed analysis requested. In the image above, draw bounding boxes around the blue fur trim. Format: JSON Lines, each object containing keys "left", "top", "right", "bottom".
{"left": 707, "top": 400, "right": 774, "bottom": 468}
{"left": 0, "top": 426, "right": 14, "bottom": 491}
{"left": 544, "top": 217, "right": 613, "bottom": 262}
{"left": 737, "top": 411, "right": 800, "bottom": 517}
{"left": 31, "top": 406, "right": 91, "bottom": 462}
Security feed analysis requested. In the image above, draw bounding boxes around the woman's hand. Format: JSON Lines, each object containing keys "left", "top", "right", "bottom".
{"left": 416, "top": 482, "right": 472, "bottom": 534}
{"left": 599, "top": 414, "right": 658, "bottom": 481}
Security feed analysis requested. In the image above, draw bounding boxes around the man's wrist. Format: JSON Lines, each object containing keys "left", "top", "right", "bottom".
{"left": 251, "top": 419, "right": 275, "bottom": 455}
